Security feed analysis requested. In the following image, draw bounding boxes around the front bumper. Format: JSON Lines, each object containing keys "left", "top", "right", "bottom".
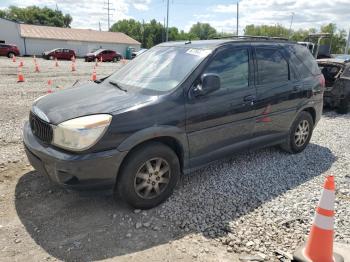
{"left": 23, "top": 121, "right": 128, "bottom": 190}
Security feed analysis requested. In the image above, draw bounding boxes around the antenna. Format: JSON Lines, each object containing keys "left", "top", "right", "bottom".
{"left": 103, "top": 0, "right": 115, "bottom": 31}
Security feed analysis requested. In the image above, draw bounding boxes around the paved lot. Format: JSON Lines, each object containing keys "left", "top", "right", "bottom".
{"left": 0, "top": 56, "right": 349, "bottom": 262}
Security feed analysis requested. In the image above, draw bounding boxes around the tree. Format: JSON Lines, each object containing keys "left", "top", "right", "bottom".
{"left": 0, "top": 5, "right": 72, "bottom": 27}
{"left": 320, "top": 23, "right": 347, "bottom": 54}
{"left": 189, "top": 22, "right": 217, "bottom": 40}
{"left": 244, "top": 24, "right": 290, "bottom": 38}
{"left": 111, "top": 19, "right": 198, "bottom": 48}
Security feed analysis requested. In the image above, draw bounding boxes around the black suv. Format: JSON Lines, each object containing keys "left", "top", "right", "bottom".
{"left": 23, "top": 39, "right": 324, "bottom": 209}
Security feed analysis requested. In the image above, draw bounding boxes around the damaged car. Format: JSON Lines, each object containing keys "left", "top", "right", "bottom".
{"left": 318, "top": 58, "right": 350, "bottom": 114}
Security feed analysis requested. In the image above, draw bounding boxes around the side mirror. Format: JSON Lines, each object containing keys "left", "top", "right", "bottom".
{"left": 192, "top": 73, "right": 220, "bottom": 97}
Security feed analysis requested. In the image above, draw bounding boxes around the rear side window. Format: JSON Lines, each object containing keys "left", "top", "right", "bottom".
{"left": 290, "top": 45, "right": 321, "bottom": 77}
{"left": 256, "top": 48, "right": 289, "bottom": 85}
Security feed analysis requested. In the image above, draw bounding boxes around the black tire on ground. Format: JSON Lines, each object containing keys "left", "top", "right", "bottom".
{"left": 116, "top": 142, "right": 180, "bottom": 209}
{"left": 49, "top": 56, "right": 54, "bottom": 60}
{"left": 113, "top": 57, "right": 118, "bottom": 62}
{"left": 7, "top": 52, "right": 15, "bottom": 58}
{"left": 336, "top": 97, "right": 349, "bottom": 114}
{"left": 280, "top": 111, "right": 314, "bottom": 154}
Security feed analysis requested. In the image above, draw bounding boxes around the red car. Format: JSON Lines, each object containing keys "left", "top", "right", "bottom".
{"left": 42, "top": 48, "right": 76, "bottom": 60}
{"left": 0, "top": 43, "right": 20, "bottom": 58}
{"left": 84, "top": 49, "right": 122, "bottom": 62}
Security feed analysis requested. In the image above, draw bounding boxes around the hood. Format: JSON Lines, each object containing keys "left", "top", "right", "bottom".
{"left": 33, "top": 82, "right": 155, "bottom": 124}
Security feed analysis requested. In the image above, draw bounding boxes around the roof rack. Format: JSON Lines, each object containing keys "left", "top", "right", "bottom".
{"left": 212, "top": 35, "right": 289, "bottom": 41}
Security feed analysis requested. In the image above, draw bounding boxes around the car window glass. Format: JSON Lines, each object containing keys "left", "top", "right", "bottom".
{"left": 204, "top": 48, "right": 249, "bottom": 92}
{"left": 256, "top": 48, "right": 289, "bottom": 85}
{"left": 294, "top": 45, "right": 320, "bottom": 76}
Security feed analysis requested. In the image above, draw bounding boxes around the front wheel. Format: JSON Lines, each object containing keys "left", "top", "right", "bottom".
{"left": 112, "top": 57, "right": 118, "bottom": 62}
{"left": 116, "top": 142, "right": 180, "bottom": 209}
{"left": 7, "top": 52, "right": 15, "bottom": 58}
{"left": 49, "top": 55, "right": 54, "bottom": 60}
{"left": 280, "top": 111, "right": 314, "bottom": 154}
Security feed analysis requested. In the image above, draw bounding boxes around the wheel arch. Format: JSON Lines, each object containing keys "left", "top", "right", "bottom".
{"left": 302, "top": 107, "right": 316, "bottom": 124}
{"left": 116, "top": 126, "right": 189, "bottom": 179}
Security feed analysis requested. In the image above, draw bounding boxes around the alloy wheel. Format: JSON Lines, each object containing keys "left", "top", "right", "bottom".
{"left": 134, "top": 158, "right": 171, "bottom": 199}
{"left": 294, "top": 120, "right": 310, "bottom": 147}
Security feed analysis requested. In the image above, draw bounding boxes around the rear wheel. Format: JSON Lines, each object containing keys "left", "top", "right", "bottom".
{"left": 116, "top": 142, "right": 180, "bottom": 209}
{"left": 49, "top": 55, "right": 54, "bottom": 60}
{"left": 280, "top": 111, "right": 314, "bottom": 154}
{"left": 7, "top": 52, "right": 15, "bottom": 58}
{"left": 336, "top": 97, "right": 349, "bottom": 114}
{"left": 112, "top": 57, "right": 118, "bottom": 62}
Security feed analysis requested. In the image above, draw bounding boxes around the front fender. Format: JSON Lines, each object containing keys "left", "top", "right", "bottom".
{"left": 117, "top": 125, "right": 189, "bottom": 167}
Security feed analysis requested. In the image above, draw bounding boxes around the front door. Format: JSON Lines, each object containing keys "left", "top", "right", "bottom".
{"left": 186, "top": 45, "right": 256, "bottom": 167}
{"left": 0, "top": 44, "right": 7, "bottom": 56}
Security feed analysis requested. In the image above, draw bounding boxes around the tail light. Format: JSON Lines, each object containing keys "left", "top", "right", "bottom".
{"left": 318, "top": 74, "right": 325, "bottom": 88}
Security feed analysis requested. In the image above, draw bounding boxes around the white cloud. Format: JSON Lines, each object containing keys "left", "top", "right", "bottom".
{"left": 1, "top": 0, "right": 151, "bottom": 30}
{"left": 190, "top": 0, "right": 350, "bottom": 34}
{"left": 129, "top": 0, "right": 151, "bottom": 11}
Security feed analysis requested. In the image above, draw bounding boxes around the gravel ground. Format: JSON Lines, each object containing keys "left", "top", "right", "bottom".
{"left": 0, "top": 56, "right": 349, "bottom": 261}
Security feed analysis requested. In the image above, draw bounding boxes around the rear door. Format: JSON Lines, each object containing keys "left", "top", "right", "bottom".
{"left": 186, "top": 44, "right": 256, "bottom": 167}
{"left": 252, "top": 45, "right": 301, "bottom": 145}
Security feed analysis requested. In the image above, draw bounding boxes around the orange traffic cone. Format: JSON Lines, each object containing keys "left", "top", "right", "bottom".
{"left": 12, "top": 55, "right": 16, "bottom": 62}
{"left": 17, "top": 67, "right": 25, "bottom": 82}
{"left": 47, "top": 79, "right": 53, "bottom": 93}
{"left": 55, "top": 57, "right": 59, "bottom": 67}
{"left": 35, "top": 63, "right": 40, "bottom": 73}
{"left": 19, "top": 60, "right": 24, "bottom": 67}
{"left": 100, "top": 56, "right": 103, "bottom": 63}
{"left": 293, "top": 176, "right": 344, "bottom": 262}
{"left": 71, "top": 56, "right": 76, "bottom": 63}
{"left": 33, "top": 55, "right": 37, "bottom": 64}
{"left": 91, "top": 67, "right": 97, "bottom": 81}
{"left": 71, "top": 61, "right": 76, "bottom": 72}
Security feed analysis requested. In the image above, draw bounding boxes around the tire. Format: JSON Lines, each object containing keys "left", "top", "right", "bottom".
{"left": 336, "top": 97, "right": 349, "bottom": 114}
{"left": 112, "top": 57, "right": 118, "bottom": 63}
{"left": 49, "top": 55, "right": 54, "bottom": 60}
{"left": 117, "top": 142, "right": 180, "bottom": 209}
{"left": 7, "top": 52, "right": 15, "bottom": 58}
{"left": 280, "top": 111, "right": 314, "bottom": 154}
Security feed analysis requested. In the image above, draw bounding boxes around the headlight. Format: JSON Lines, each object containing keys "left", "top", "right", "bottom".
{"left": 52, "top": 114, "right": 112, "bottom": 151}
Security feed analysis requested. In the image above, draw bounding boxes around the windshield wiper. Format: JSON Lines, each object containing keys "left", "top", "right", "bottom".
{"left": 109, "top": 81, "right": 127, "bottom": 92}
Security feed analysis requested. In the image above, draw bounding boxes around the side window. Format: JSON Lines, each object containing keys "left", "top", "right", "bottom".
{"left": 256, "top": 48, "right": 289, "bottom": 85}
{"left": 204, "top": 48, "right": 249, "bottom": 91}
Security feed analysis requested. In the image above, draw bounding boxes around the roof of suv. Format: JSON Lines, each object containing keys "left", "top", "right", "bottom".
{"left": 158, "top": 38, "right": 295, "bottom": 49}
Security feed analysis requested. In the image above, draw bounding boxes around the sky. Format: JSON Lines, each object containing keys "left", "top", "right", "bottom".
{"left": 0, "top": 0, "right": 349, "bottom": 34}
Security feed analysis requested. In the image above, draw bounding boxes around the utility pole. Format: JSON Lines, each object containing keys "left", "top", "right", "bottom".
{"left": 289, "top": 12, "right": 294, "bottom": 39}
{"left": 103, "top": 0, "right": 115, "bottom": 31}
{"left": 345, "top": 28, "right": 350, "bottom": 55}
{"left": 236, "top": 1, "right": 239, "bottom": 36}
{"left": 166, "top": 0, "right": 170, "bottom": 41}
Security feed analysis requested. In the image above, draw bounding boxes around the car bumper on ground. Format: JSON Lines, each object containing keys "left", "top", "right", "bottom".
{"left": 23, "top": 121, "right": 128, "bottom": 190}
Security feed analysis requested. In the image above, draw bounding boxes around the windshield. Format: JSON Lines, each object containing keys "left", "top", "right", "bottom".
{"left": 108, "top": 46, "right": 211, "bottom": 93}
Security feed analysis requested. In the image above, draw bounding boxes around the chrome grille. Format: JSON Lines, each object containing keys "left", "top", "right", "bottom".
{"left": 29, "top": 112, "right": 53, "bottom": 143}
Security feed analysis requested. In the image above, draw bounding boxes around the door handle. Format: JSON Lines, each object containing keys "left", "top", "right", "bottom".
{"left": 243, "top": 95, "right": 256, "bottom": 105}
